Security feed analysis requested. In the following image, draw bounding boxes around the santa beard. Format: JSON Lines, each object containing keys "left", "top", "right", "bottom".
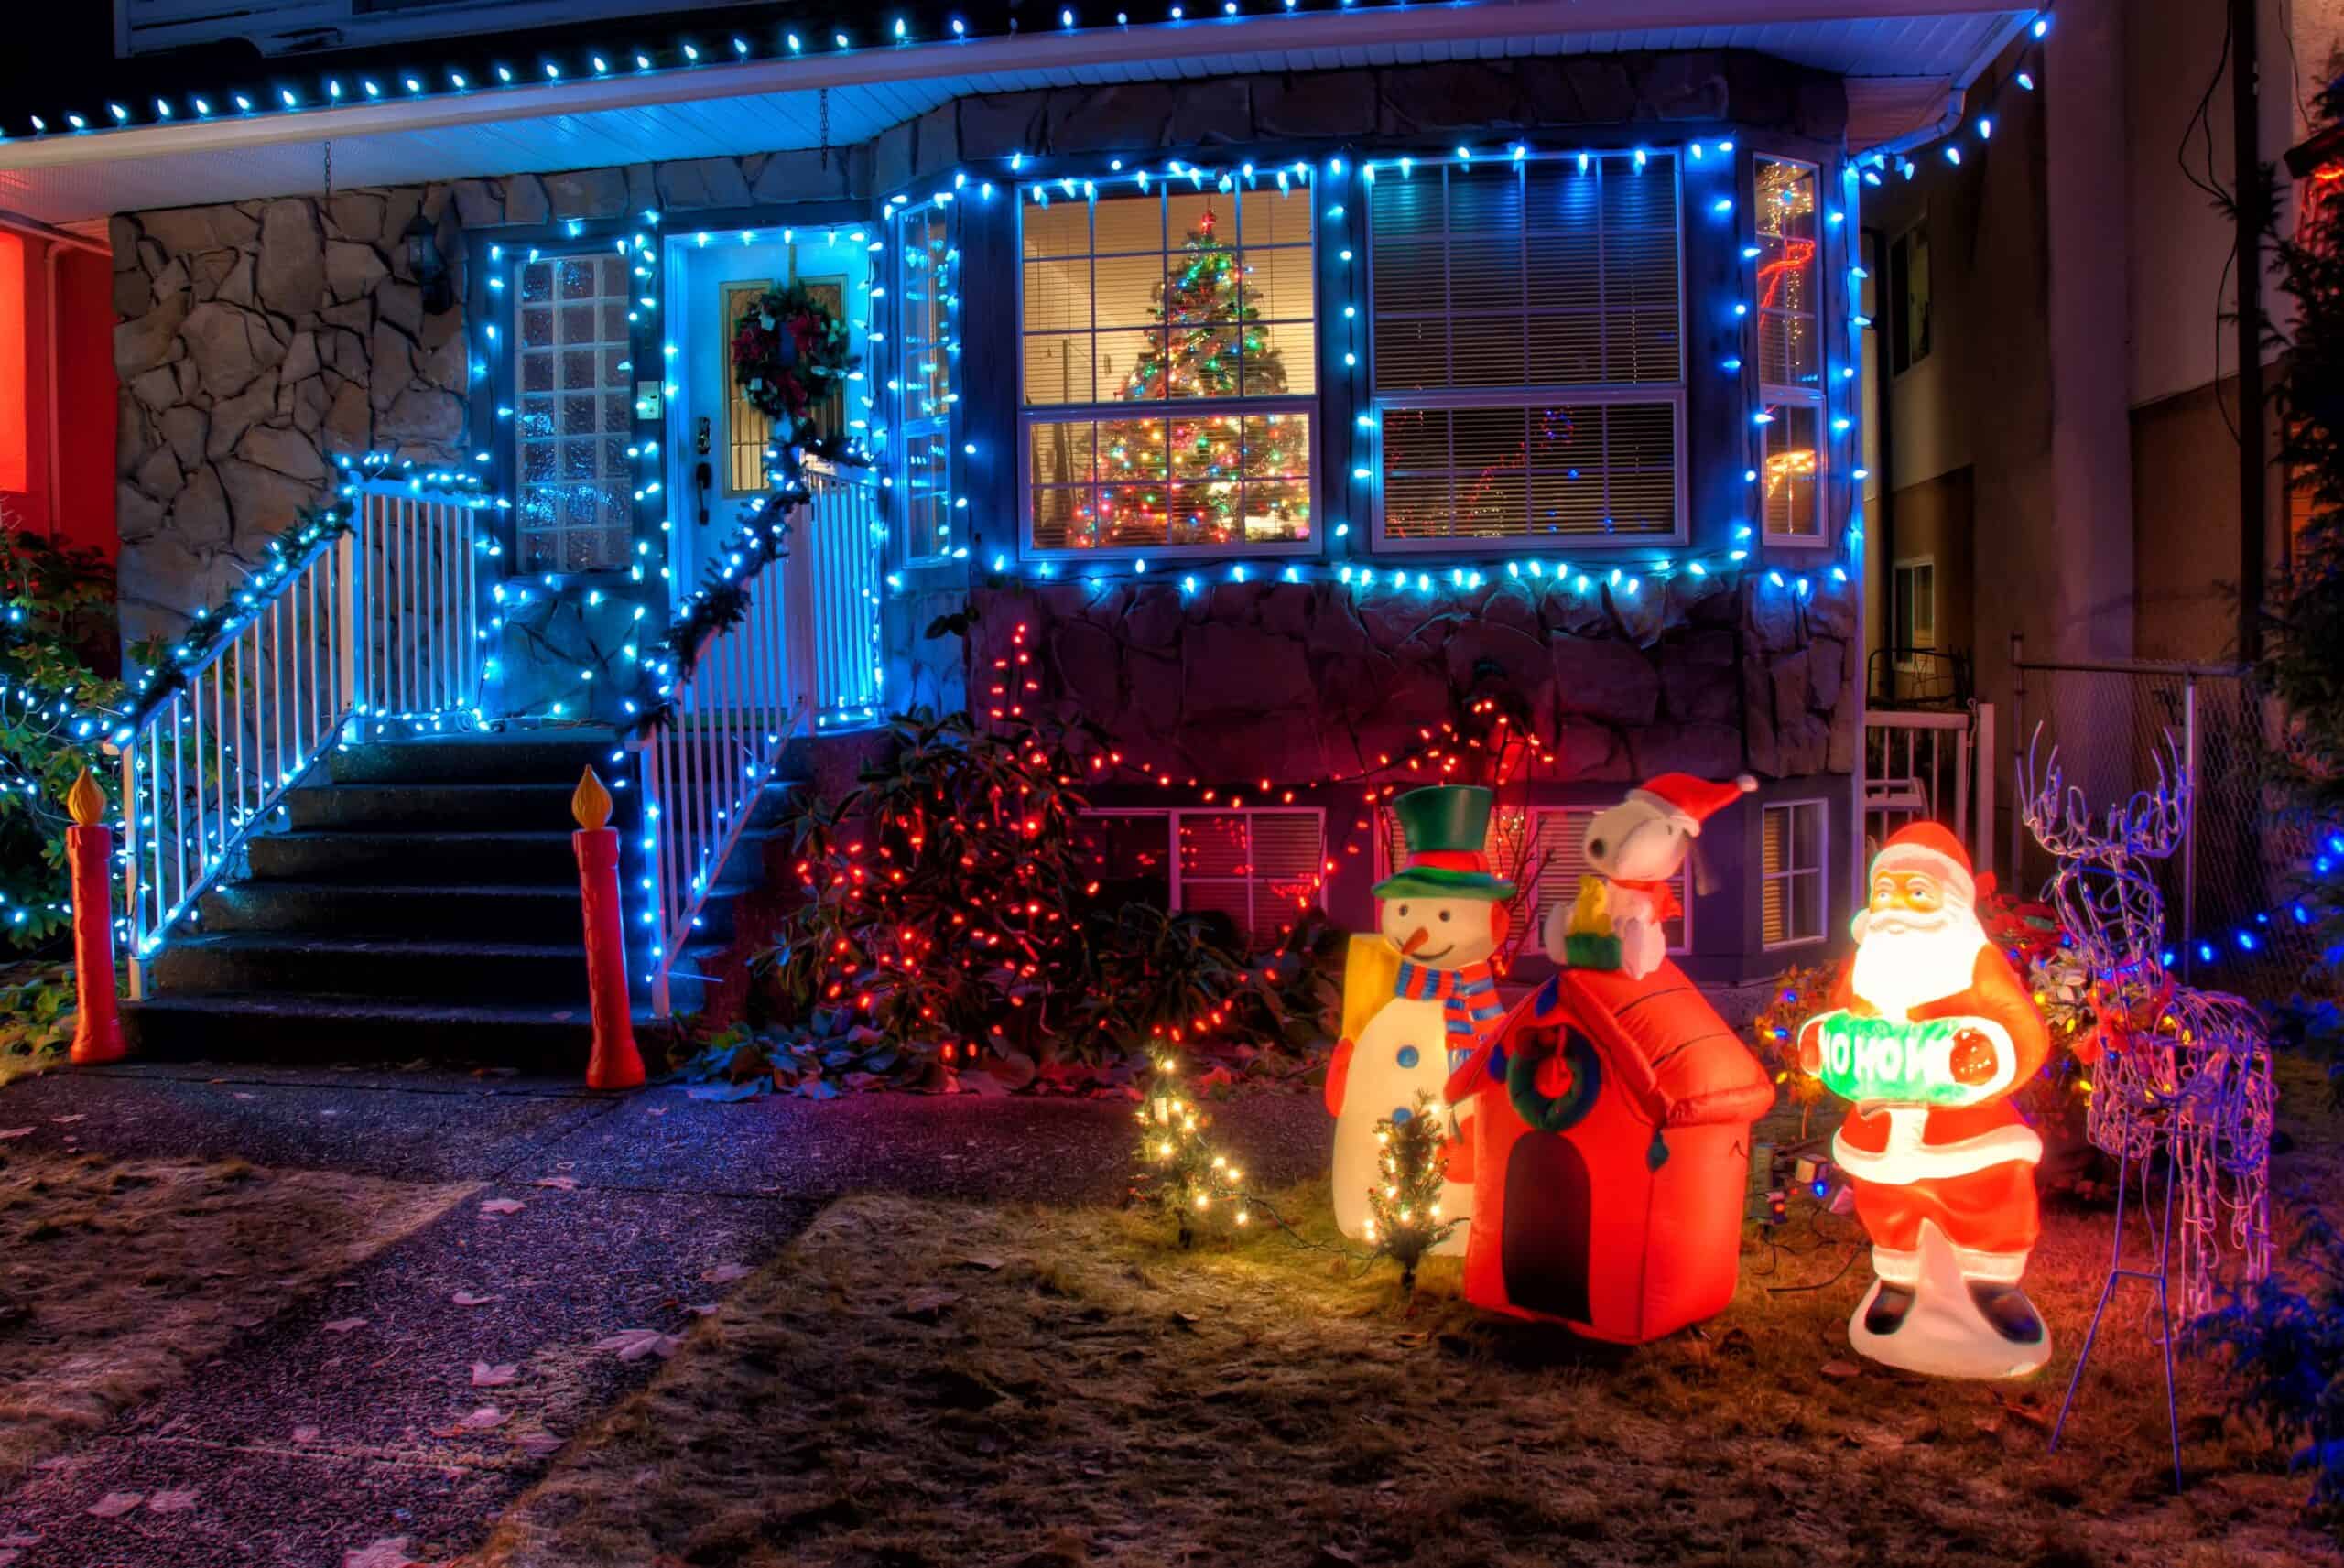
{"left": 1848, "top": 903, "right": 1989, "bottom": 1021}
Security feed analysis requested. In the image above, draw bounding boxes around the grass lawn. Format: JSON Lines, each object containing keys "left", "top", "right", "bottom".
{"left": 472, "top": 1133, "right": 2342, "bottom": 1567}
{"left": 0, "top": 1152, "right": 468, "bottom": 1485}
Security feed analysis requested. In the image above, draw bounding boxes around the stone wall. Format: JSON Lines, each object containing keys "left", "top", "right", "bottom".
{"left": 107, "top": 148, "right": 868, "bottom": 651}
{"left": 967, "top": 573, "right": 1856, "bottom": 788}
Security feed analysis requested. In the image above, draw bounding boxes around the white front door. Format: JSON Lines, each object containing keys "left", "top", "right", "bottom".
{"left": 663, "top": 228, "right": 873, "bottom": 613}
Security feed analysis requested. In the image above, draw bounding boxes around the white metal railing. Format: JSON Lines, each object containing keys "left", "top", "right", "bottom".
{"left": 638, "top": 463, "right": 884, "bottom": 1013}
{"left": 118, "top": 479, "right": 486, "bottom": 989}
{"left": 353, "top": 479, "right": 486, "bottom": 730}
{"left": 1861, "top": 701, "right": 1997, "bottom": 879}
{"left": 787, "top": 465, "right": 887, "bottom": 728}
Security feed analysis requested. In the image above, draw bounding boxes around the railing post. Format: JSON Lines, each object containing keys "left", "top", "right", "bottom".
{"left": 337, "top": 524, "right": 361, "bottom": 739}
{"left": 2181, "top": 673, "right": 2199, "bottom": 979}
{"left": 117, "top": 741, "right": 143, "bottom": 1002}
{"left": 2008, "top": 630, "right": 2026, "bottom": 884}
{"left": 1972, "top": 700, "right": 1997, "bottom": 881}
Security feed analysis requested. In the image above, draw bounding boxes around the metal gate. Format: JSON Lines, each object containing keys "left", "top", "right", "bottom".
{"left": 2008, "top": 635, "right": 2308, "bottom": 990}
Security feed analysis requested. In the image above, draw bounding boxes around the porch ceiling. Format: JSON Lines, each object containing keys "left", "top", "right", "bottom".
{"left": 0, "top": 1, "right": 2034, "bottom": 227}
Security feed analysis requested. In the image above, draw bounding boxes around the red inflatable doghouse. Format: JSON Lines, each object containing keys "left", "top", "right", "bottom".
{"left": 1444, "top": 959, "right": 1775, "bottom": 1343}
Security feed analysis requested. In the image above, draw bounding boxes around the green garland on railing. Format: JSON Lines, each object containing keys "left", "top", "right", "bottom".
{"left": 622, "top": 494, "right": 795, "bottom": 739}
{"left": 117, "top": 503, "right": 353, "bottom": 740}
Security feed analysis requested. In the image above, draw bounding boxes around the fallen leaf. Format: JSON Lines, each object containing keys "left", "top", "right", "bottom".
{"left": 471, "top": 1363, "right": 518, "bottom": 1388}
{"left": 87, "top": 1492, "right": 143, "bottom": 1519}
{"left": 515, "top": 1432, "right": 565, "bottom": 1458}
{"left": 446, "top": 1407, "right": 505, "bottom": 1433}
{"left": 292, "top": 1426, "right": 320, "bottom": 1443}
{"left": 531, "top": 1176, "right": 579, "bottom": 1191}
{"left": 343, "top": 1540, "right": 417, "bottom": 1568}
{"left": 684, "top": 1303, "right": 721, "bottom": 1318}
{"left": 1820, "top": 1359, "right": 1861, "bottom": 1380}
{"left": 959, "top": 1255, "right": 1007, "bottom": 1271}
{"left": 233, "top": 1093, "right": 256, "bottom": 1101}
{"left": 49, "top": 1115, "right": 84, "bottom": 1125}
{"left": 645, "top": 1106, "right": 667, "bottom": 1117}
{"left": 450, "top": 1292, "right": 502, "bottom": 1307}
{"left": 895, "top": 1289, "right": 961, "bottom": 1325}
{"left": 701, "top": 1262, "right": 751, "bottom": 1284}
{"left": 0, "top": 1130, "right": 34, "bottom": 1141}
{"left": 479, "top": 1199, "right": 525, "bottom": 1216}
{"left": 594, "top": 1328, "right": 682, "bottom": 1362}
{"left": 146, "top": 1490, "right": 198, "bottom": 1513}
{"left": 322, "top": 1317, "right": 368, "bottom": 1335}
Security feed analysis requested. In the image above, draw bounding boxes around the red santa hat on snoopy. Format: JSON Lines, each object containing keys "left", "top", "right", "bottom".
{"left": 1872, "top": 820, "right": 1982, "bottom": 908}
{"left": 1628, "top": 772, "right": 1758, "bottom": 836}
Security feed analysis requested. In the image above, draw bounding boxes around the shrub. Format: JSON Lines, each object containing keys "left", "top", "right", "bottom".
{"left": 754, "top": 709, "right": 1341, "bottom": 1070}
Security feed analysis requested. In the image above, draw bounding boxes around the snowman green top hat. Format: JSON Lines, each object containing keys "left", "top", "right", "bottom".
{"left": 1372, "top": 785, "right": 1517, "bottom": 902}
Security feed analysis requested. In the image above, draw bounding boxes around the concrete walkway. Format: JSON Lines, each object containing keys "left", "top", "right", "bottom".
{"left": 0, "top": 1063, "right": 1329, "bottom": 1567}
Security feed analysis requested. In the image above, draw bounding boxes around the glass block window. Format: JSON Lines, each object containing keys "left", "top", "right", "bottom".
{"left": 1755, "top": 157, "right": 1826, "bottom": 541}
{"left": 1369, "top": 152, "right": 1683, "bottom": 546}
{"left": 1762, "top": 799, "right": 1829, "bottom": 947}
{"left": 896, "top": 204, "right": 958, "bottom": 563}
{"left": 515, "top": 253, "right": 635, "bottom": 571}
{"left": 1023, "top": 187, "right": 1316, "bottom": 556}
{"left": 1375, "top": 804, "right": 1689, "bottom": 953}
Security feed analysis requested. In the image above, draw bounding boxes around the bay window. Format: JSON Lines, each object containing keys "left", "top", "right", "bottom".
{"left": 1021, "top": 186, "right": 1317, "bottom": 557}
{"left": 1369, "top": 152, "right": 1685, "bottom": 547}
{"left": 1755, "top": 156, "right": 1825, "bottom": 542}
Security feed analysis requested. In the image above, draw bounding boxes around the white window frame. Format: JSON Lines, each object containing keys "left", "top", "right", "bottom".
{"left": 1080, "top": 806, "right": 1328, "bottom": 944}
{"left": 1373, "top": 803, "right": 1692, "bottom": 956}
{"left": 1755, "top": 153, "right": 1829, "bottom": 547}
{"left": 1892, "top": 555, "right": 1937, "bottom": 671}
{"left": 1017, "top": 184, "right": 1321, "bottom": 562}
{"left": 1366, "top": 151, "right": 1688, "bottom": 553}
{"left": 892, "top": 201, "right": 959, "bottom": 566}
{"left": 1761, "top": 797, "right": 1830, "bottom": 950}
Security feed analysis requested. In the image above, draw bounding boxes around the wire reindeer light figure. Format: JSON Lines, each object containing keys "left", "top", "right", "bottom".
{"left": 2021, "top": 727, "right": 2275, "bottom": 1486}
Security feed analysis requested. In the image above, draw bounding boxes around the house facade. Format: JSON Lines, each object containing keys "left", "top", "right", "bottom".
{"left": 0, "top": 3, "right": 2063, "bottom": 1001}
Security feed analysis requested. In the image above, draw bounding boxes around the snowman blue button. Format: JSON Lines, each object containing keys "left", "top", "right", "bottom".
{"left": 1391, "top": 1105, "right": 1414, "bottom": 1124}
{"left": 1395, "top": 1045, "right": 1420, "bottom": 1069}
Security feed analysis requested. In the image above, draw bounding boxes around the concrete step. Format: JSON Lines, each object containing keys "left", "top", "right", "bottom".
{"left": 123, "top": 992, "right": 609, "bottom": 1072}
{"left": 284, "top": 781, "right": 639, "bottom": 834}
{"left": 247, "top": 829, "right": 581, "bottom": 885}
{"left": 152, "top": 935, "right": 592, "bottom": 1005}
{"left": 328, "top": 731, "right": 628, "bottom": 786}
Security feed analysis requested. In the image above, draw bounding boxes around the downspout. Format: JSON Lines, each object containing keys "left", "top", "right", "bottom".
{"left": 2231, "top": 0, "right": 2265, "bottom": 664}
{"left": 0, "top": 211, "right": 110, "bottom": 544}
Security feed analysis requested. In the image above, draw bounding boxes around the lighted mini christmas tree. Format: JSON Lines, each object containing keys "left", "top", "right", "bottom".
{"left": 1365, "top": 1092, "right": 1460, "bottom": 1291}
{"left": 1133, "top": 1051, "right": 1249, "bottom": 1249}
{"left": 1091, "top": 203, "right": 1309, "bottom": 548}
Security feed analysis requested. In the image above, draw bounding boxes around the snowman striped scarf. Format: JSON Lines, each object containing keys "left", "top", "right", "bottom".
{"left": 1394, "top": 959, "right": 1503, "bottom": 1066}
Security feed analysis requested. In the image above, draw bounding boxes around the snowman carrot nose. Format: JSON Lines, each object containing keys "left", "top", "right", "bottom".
{"left": 1401, "top": 928, "right": 1430, "bottom": 955}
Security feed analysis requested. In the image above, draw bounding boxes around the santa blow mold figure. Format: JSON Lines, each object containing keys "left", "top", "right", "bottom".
{"left": 1326, "top": 785, "right": 1514, "bottom": 1255}
{"left": 1796, "top": 823, "right": 2056, "bottom": 1379}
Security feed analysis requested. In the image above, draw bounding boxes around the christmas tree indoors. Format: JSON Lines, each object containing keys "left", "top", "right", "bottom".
{"left": 1091, "top": 203, "right": 1309, "bottom": 549}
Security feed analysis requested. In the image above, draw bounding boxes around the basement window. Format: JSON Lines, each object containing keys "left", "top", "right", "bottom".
{"left": 1761, "top": 799, "right": 1829, "bottom": 948}
{"left": 1076, "top": 807, "right": 1326, "bottom": 948}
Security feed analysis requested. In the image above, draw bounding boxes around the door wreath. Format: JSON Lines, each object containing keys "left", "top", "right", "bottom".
{"left": 731, "top": 280, "right": 864, "bottom": 493}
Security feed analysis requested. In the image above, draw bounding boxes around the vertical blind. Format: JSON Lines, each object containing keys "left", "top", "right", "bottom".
{"left": 1370, "top": 153, "right": 1684, "bottom": 544}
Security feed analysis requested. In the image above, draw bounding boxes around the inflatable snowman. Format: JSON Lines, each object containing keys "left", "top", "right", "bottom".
{"left": 1326, "top": 785, "right": 1514, "bottom": 1254}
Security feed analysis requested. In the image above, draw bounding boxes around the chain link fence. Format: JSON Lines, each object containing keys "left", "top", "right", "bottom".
{"left": 2007, "top": 643, "right": 2314, "bottom": 998}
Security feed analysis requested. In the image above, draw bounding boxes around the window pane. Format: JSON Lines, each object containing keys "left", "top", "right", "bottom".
{"left": 1763, "top": 403, "right": 1822, "bottom": 538}
{"left": 513, "top": 248, "right": 634, "bottom": 571}
{"left": 1022, "top": 181, "right": 1316, "bottom": 554}
{"left": 1374, "top": 154, "right": 1681, "bottom": 395}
